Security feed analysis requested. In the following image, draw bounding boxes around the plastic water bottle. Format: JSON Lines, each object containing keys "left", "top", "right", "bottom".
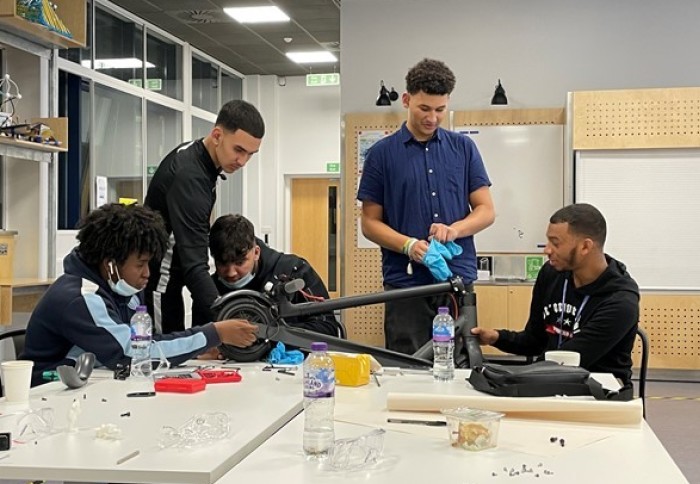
{"left": 303, "top": 342, "right": 335, "bottom": 458}
{"left": 433, "top": 306, "right": 455, "bottom": 381}
{"left": 129, "top": 305, "right": 153, "bottom": 380}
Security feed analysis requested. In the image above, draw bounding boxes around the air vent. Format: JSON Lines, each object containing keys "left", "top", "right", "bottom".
{"left": 321, "top": 41, "right": 340, "bottom": 52}
{"left": 175, "top": 10, "right": 231, "bottom": 24}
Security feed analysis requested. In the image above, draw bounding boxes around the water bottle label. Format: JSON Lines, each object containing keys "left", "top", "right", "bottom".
{"left": 304, "top": 369, "right": 335, "bottom": 398}
{"left": 433, "top": 324, "right": 454, "bottom": 342}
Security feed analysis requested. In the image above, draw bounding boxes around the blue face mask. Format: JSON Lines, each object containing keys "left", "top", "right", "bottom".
{"left": 107, "top": 262, "right": 141, "bottom": 297}
{"left": 218, "top": 272, "right": 255, "bottom": 290}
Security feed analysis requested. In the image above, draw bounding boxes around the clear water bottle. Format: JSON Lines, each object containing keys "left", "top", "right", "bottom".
{"left": 433, "top": 306, "right": 455, "bottom": 381}
{"left": 129, "top": 305, "right": 153, "bottom": 380}
{"left": 303, "top": 342, "right": 335, "bottom": 458}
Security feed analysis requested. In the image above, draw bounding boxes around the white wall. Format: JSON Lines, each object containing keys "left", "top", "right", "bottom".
{"left": 4, "top": 47, "right": 42, "bottom": 279}
{"left": 244, "top": 75, "right": 341, "bottom": 251}
{"left": 341, "top": 0, "right": 700, "bottom": 113}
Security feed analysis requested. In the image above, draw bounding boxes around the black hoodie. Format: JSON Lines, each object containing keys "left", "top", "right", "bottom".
{"left": 193, "top": 239, "right": 339, "bottom": 336}
{"left": 494, "top": 255, "right": 640, "bottom": 385}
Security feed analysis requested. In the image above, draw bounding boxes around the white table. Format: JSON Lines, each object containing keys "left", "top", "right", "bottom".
{"left": 0, "top": 364, "right": 303, "bottom": 483}
{"left": 216, "top": 369, "right": 688, "bottom": 484}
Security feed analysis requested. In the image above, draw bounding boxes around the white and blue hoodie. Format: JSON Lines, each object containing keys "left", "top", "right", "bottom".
{"left": 22, "top": 249, "right": 220, "bottom": 386}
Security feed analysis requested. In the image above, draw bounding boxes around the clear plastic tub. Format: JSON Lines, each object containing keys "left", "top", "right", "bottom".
{"left": 440, "top": 407, "right": 504, "bottom": 451}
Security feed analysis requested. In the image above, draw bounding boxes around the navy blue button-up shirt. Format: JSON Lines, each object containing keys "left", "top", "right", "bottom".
{"left": 357, "top": 123, "right": 491, "bottom": 287}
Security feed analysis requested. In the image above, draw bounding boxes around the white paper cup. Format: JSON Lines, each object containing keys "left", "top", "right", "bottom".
{"left": 545, "top": 350, "right": 580, "bottom": 367}
{"left": 1, "top": 360, "right": 34, "bottom": 403}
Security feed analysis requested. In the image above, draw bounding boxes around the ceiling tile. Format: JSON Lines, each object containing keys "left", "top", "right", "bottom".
{"left": 109, "top": 0, "right": 341, "bottom": 76}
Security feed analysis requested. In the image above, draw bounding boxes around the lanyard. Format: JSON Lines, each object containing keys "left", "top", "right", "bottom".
{"left": 557, "top": 279, "right": 590, "bottom": 349}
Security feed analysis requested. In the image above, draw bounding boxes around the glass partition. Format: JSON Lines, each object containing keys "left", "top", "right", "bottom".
{"left": 94, "top": 6, "right": 145, "bottom": 84}
{"left": 147, "top": 102, "right": 182, "bottom": 185}
{"left": 146, "top": 31, "right": 183, "bottom": 100}
{"left": 93, "top": 85, "right": 143, "bottom": 203}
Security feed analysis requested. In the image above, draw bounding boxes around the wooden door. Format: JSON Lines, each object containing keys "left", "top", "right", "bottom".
{"left": 291, "top": 178, "right": 340, "bottom": 299}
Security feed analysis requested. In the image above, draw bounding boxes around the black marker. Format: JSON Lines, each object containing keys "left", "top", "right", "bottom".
{"left": 126, "top": 391, "right": 156, "bottom": 398}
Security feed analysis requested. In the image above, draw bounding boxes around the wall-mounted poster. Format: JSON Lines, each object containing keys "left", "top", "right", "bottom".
{"left": 357, "top": 130, "right": 390, "bottom": 174}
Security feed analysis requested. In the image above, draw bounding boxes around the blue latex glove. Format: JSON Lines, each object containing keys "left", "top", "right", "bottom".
{"left": 423, "top": 239, "right": 454, "bottom": 281}
{"left": 267, "top": 342, "right": 304, "bottom": 365}
{"left": 431, "top": 239, "right": 463, "bottom": 261}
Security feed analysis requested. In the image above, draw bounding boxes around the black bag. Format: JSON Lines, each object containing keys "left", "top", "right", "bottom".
{"left": 468, "top": 360, "right": 632, "bottom": 401}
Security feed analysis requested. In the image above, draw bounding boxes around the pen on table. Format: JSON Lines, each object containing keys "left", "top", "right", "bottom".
{"left": 126, "top": 391, "right": 156, "bottom": 398}
{"left": 116, "top": 450, "right": 140, "bottom": 465}
{"left": 372, "top": 373, "right": 381, "bottom": 387}
{"left": 387, "top": 418, "right": 447, "bottom": 427}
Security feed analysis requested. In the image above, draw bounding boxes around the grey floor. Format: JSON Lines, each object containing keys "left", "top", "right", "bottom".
{"left": 642, "top": 370, "right": 700, "bottom": 484}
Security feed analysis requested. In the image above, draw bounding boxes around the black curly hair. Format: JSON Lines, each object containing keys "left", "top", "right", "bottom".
{"left": 76, "top": 203, "right": 169, "bottom": 266}
{"left": 210, "top": 214, "right": 256, "bottom": 265}
{"left": 405, "top": 58, "right": 456, "bottom": 96}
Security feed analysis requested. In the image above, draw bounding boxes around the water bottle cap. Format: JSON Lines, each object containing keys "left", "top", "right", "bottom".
{"left": 438, "top": 306, "right": 450, "bottom": 315}
{"left": 136, "top": 305, "right": 148, "bottom": 312}
{"left": 310, "top": 342, "right": 328, "bottom": 352}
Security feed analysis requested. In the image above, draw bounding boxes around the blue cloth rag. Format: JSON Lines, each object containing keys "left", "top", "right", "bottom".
{"left": 423, "top": 239, "right": 464, "bottom": 281}
{"left": 267, "top": 342, "right": 304, "bottom": 365}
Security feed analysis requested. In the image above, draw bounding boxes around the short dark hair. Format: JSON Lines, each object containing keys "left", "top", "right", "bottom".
{"left": 215, "top": 100, "right": 265, "bottom": 139}
{"left": 76, "top": 203, "right": 168, "bottom": 266}
{"left": 210, "top": 214, "right": 256, "bottom": 265}
{"left": 550, "top": 203, "right": 607, "bottom": 247}
{"left": 405, "top": 58, "right": 456, "bottom": 96}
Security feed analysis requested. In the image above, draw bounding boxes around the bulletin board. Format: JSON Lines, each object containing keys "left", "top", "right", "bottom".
{"left": 343, "top": 109, "right": 565, "bottom": 347}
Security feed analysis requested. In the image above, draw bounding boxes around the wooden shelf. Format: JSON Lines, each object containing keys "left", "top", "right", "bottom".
{"left": 0, "top": 0, "right": 86, "bottom": 49}
{"left": 0, "top": 116, "right": 68, "bottom": 162}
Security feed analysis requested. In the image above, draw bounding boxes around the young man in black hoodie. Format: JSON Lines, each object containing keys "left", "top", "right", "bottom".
{"left": 192, "top": 214, "right": 340, "bottom": 338}
{"left": 22, "top": 204, "right": 258, "bottom": 386}
{"left": 471, "top": 203, "right": 640, "bottom": 387}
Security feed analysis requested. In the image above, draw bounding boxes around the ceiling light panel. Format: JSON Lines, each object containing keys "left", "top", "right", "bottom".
{"left": 224, "top": 6, "right": 290, "bottom": 23}
{"left": 286, "top": 51, "right": 337, "bottom": 64}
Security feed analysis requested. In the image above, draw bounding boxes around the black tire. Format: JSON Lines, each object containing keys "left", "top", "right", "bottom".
{"left": 216, "top": 296, "right": 276, "bottom": 362}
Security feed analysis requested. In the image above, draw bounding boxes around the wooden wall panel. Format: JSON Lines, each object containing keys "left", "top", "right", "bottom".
{"left": 572, "top": 87, "right": 700, "bottom": 150}
{"left": 342, "top": 113, "right": 405, "bottom": 346}
{"left": 637, "top": 294, "right": 700, "bottom": 369}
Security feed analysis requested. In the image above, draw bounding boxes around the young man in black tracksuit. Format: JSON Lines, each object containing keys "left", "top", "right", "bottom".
{"left": 21, "top": 204, "right": 258, "bottom": 386}
{"left": 192, "top": 214, "right": 340, "bottom": 337}
{"left": 144, "top": 100, "right": 264, "bottom": 334}
{"left": 472, "top": 203, "right": 640, "bottom": 387}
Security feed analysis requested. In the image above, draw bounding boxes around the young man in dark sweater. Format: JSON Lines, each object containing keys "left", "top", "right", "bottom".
{"left": 471, "top": 203, "right": 640, "bottom": 386}
{"left": 193, "top": 214, "right": 339, "bottom": 338}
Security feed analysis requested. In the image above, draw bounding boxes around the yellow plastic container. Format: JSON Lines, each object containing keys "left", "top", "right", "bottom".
{"left": 329, "top": 353, "right": 371, "bottom": 387}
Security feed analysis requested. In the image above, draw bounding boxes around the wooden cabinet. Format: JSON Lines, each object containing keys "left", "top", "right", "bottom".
{"left": 474, "top": 284, "right": 533, "bottom": 355}
{"left": 0, "top": 0, "right": 86, "bottom": 49}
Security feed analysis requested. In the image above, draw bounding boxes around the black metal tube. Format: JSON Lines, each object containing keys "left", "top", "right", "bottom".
{"left": 279, "top": 280, "right": 456, "bottom": 319}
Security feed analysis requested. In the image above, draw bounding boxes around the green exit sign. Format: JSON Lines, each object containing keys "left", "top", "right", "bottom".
{"left": 128, "top": 79, "right": 163, "bottom": 91}
{"left": 326, "top": 162, "right": 340, "bottom": 173}
{"left": 306, "top": 73, "right": 340, "bottom": 87}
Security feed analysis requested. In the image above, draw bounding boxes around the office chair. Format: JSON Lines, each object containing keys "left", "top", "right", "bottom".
{"left": 635, "top": 327, "right": 650, "bottom": 419}
{"left": 0, "top": 328, "right": 27, "bottom": 398}
{"left": 0, "top": 328, "right": 26, "bottom": 361}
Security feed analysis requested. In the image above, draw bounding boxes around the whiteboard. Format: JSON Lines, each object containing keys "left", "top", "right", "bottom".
{"left": 575, "top": 149, "right": 700, "bottom": 290}
{"left": 457, "top": 125, "right": 564, "bottom": 252}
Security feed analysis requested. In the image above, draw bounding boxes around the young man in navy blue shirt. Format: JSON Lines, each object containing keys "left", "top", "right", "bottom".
{"left": 357, "top": 58, "right": 495, "bottom": 355}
